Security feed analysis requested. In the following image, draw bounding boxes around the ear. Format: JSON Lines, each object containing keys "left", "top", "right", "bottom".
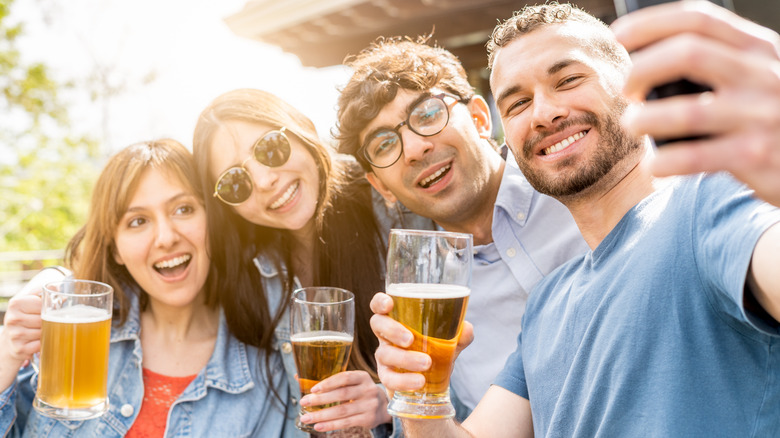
{"left": 366, "top": 172, "right": 398, "bottom": 204}
{"left": 467, "top": 95, "right": 493, "bottom": 139}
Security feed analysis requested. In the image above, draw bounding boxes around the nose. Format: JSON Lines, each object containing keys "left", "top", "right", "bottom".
{"left": 246, "top": 159, "right": 279, "bottom": 191}
{"left": 400, "top": 129, "right": 434, "bottom": 165}
{"left": 531, "top": 90, "right": 569, "bottom": 130}
{"left": 154, "top": 217, "right": 180, "bottom": 248}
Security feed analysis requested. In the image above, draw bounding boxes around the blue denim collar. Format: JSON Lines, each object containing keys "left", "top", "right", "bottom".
{"left": 109, "top": 292, "right": 255, "bottom": 397}
{"left": 254, "top": 251, "right": 281, "bottom": 278}
{"left": 186, "top": 312, "right": 255, "bottom": 397}
{"left": 110, "top": 292, "right": 142, "bottom": 343}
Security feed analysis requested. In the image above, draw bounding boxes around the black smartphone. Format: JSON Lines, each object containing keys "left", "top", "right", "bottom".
{"left": 613, "top": 0, "right": 734, "bottom": 146}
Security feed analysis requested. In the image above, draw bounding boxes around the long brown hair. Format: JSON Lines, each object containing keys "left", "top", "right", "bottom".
{"left": 192, "top": 89, "right": 383, "bottom": 376}
{"left": 64, "top": 139, "right": 215, "bottom": 325}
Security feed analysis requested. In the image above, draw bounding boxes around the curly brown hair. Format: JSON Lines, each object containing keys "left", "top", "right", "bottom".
{"left": 487, "top": 2, "right": 629, "bottom": 70}
{"left": 335, "top": 36, "right": 476, "bottom": 171}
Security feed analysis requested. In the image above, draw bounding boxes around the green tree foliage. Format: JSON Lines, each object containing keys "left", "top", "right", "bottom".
{"left": 0, "top": 0, "right": 100, "bottom": 257}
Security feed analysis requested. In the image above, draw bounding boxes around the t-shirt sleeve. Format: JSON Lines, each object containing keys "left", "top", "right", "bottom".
{"left": 493, "top": 330, "right": 529, "bottom": 399}
{"left": 693, "top": 173, "right": 780, "bottom": 335}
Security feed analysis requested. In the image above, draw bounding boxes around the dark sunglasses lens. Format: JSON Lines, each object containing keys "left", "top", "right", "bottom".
{"left": 254, "top": 131, "right": 291, "bottom": 167}
{"left": 216, "top": 168, "right": 252, "bottom": 204}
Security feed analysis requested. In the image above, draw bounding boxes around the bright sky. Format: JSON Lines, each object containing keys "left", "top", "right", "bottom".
{"left": 11, "top": 0, "right": 351, "bottom": 156}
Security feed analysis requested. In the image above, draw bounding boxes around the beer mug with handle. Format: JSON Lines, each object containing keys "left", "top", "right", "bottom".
{"left": 290, "top": 287, "right": 355, "bottom": 433}
{"left": 34, "top": 279, "right": 113, "bottom": 420}
{"left": 385, "top": 229, "right": 473, "bottom": 419}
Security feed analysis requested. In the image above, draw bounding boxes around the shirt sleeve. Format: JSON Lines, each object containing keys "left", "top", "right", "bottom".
{"left": 0, "top": 364, "right": 37, "bottom": 438}
{"left": 492, "top": 330, "right": 529, "bottom": 400}
{"left": 693, "top": 173, "right": 780, "bottom": 336}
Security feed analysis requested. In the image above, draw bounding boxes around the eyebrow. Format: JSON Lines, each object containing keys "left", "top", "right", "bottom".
{"left": 548, "top": 59, "right": 577, "bottom": 76}
{"left": 495, "top": 59, "right": 582, "bottom": 110}
{"left": 123, "top": 192, "right": 194, "bottom": 214}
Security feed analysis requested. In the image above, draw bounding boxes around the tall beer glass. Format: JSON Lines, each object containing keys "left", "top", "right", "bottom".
{"left": 386, "top": 229, "right": 472, "bottom": 419}
{"left": 290, "top": 287, "right": 355, "bottom": 433}
{"left": 34, "top": 279, "right": 113, "bottom": 420}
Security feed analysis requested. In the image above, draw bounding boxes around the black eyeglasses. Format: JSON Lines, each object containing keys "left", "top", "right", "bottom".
{"left": 213, "top": 127, "right": 291, "bottom": 205}
{"left": 360, "top": 93, "right": 460, "bottom": 168}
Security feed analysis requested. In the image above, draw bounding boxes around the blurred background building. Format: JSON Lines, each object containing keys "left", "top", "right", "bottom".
{"left": 224, "top": 0, "right": 778, "bottom": 97}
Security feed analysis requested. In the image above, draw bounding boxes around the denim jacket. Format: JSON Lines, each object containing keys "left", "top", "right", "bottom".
{"left": 0, "top": 296, "right": 291, "bottom": 437}
{"left": 253, "top": 253, "right": 394, "bottom": 438}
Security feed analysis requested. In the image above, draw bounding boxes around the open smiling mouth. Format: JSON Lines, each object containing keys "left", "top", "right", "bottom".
{"left": 419, "top": 164, "right": 452, "bottom": 189}
{"left": 270, "top": 181, "right": 299, "bottom": 210}
{"left": 542, "top": 130, "right": 588, "bottom": 155}
{"left": 154, "top": 254, "right": 191, "bottom": 277}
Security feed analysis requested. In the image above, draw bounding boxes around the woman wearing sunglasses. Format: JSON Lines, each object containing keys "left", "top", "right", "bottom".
{"left": 0, "top": 139, "right": 288, "bottom": 436}
{"left": 193, "top": 88, "right": 411, "bottom": 437}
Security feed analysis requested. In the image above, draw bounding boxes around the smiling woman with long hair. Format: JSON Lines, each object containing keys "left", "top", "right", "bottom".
{"left": 192, "top": 88, "right": 421, "bottom": 436}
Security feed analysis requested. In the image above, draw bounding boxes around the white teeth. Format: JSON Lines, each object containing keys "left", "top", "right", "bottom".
{"left": 270, "top": 182, "right": 299, "bottom": 210}
{"left": 420, "top": 164, "right": 451, "bottom": 187}
{"left": 154, "top": 254, "right": 191, "bottom": 269}
{"left": 543, "top": 131, "right": 586, "bottom": 155}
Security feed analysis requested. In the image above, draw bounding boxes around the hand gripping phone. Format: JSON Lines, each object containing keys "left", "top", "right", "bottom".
{"left": 613, "top": 0, "right": 735, "bottom": 146}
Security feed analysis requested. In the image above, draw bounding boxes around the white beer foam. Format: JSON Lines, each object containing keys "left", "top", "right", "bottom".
{"left": 291, "top": 330, "right": 354, "bottom": 343}
{"left": 42, "top": 304, "right": 111, "bottom": 323}
{"left": 387, "top": 283, "right": 470, "bottom": 299}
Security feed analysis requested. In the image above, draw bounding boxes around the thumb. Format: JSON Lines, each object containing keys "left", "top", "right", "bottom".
{"left": 455, "top": 321, "right": 474, "bottom": 357}
{"left": 19, "top": 267, "right": 69, "bottom": 297}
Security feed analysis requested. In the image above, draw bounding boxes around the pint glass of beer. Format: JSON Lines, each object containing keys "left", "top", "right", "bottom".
{"left": 34, "top": 279, "right": 113, "bottom": 420}
{"left": 385, "top": 229, "right": 472, "bottom": 419}
{"left": 290, "top": 287, "right": 355, "bottom": 433}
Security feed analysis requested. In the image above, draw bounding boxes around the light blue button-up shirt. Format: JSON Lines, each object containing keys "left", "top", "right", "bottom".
{"left": 449, "top": 150, "right": 588, "bottom": 412}
{"left": 0, "top": 295, "right": 291, "bottom": 437}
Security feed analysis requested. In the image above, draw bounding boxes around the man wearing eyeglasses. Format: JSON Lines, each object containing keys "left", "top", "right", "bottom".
{"left": 335, "top": 37, "right": 589, "bottom": 420}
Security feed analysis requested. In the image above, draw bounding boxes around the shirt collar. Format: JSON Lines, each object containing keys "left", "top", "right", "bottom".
{"left": 111, "top": 290, "right": 255, "bottom": 394}
{"left": 200, "top": 311, "right": 255, "bottom": 393}
{"left": 494, "top": 145, "right": 533, "bottom": 227}
{"left": 110, "top": 292, "right": 141, "bottom": 343}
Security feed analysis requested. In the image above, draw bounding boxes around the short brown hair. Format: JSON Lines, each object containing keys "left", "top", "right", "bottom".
{"left": 335, "top": 36, "right": 475, "bottom": 170}
{"left": 487, "top": 2, "right": 629, "bottom": 70}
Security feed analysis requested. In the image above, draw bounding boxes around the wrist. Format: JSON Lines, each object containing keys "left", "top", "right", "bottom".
{"left": 0, "top": 334, "right": 26, "bottom": 370}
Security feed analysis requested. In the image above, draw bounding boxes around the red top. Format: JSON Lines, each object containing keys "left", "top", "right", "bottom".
{"left": 125, "top": 368, "right": 197, "bottom": 438}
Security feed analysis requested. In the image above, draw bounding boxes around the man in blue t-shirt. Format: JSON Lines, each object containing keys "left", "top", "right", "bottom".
{"left": 369, "top": 2, "right": 780, "bottom": 437}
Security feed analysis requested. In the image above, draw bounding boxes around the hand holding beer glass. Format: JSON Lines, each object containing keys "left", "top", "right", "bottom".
{"left": 34, "top": 279, "right": 113, "bottom": 420}
{"left": 385, "top": 229, "right": 472, "bottom": 419}
{"left": 290, "top": 287, "right": 355, "bottom": 433}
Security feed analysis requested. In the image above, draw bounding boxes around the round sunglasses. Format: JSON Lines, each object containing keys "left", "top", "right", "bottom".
{"left": 213, "top": 127, "right": 291, "bottom": 205}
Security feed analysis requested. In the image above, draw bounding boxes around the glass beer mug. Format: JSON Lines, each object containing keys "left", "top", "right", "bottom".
{"left": 34, "top": 279, "right": 113, "bottom": 420}
{"left": 385, "top": 229, "right": 473, "bottom": 419}
{"left": 290, "top": 286, "right": 355, "bottom": 433}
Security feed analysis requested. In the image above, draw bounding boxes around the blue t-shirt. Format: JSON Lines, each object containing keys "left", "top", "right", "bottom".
{"left": 495, "top": 173, "right": 780, "bottom": 437}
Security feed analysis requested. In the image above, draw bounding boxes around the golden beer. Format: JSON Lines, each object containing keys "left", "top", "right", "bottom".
{"left": 388, "top": 283, "right": 470, "bottom": 396}
{"left": 37, "top": 305, "right": 111, "bottom": 411}
{"left": 290, "top": 287, "right": 354, "bottom": 433}
{"left": 291, "top": 330, "right": 353, "bottom": 403}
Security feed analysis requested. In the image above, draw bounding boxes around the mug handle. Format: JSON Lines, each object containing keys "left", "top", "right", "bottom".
{"left": 25, "top": 266, "right": 72, "bottom": 373}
